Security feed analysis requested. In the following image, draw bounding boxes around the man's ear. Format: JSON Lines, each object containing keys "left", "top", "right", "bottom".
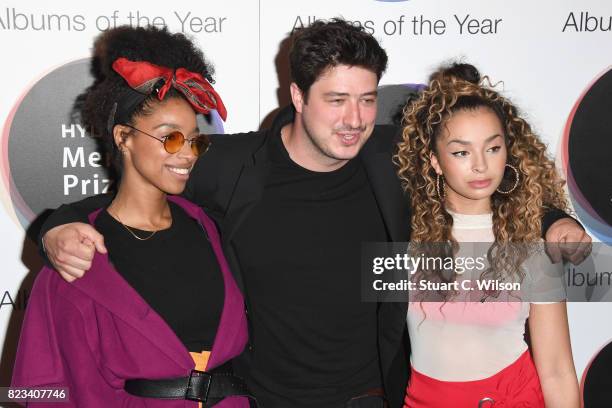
{"left": 290, "top": 82, "right": 305, "bottom": 114}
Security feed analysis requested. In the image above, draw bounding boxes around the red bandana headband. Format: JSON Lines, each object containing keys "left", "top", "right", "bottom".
{"left": 112, "top": 57, "right": 227, "bottom": 121}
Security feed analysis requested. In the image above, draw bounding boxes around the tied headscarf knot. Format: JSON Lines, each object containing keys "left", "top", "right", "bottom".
{"left": 112, "top": 57, "right": 227, "bottom": 121}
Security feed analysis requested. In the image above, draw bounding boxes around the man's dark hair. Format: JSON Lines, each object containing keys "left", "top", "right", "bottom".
{"left": 289, "top": 18, "right": 388, "bottom": 99}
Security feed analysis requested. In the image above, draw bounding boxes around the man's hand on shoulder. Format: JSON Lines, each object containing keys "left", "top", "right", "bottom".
{"left": 43, "top": 223, "right": 107, "bottom": 282}
{"left": 545, "top": 218, "right": 592, "bottom": 265}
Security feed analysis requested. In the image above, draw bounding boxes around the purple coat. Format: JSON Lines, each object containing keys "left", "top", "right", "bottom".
{"left": 12, "top": 196, "right": 249, "bottom": 407}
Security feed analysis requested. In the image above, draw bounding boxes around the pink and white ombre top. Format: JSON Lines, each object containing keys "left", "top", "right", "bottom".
{"left": 406, "top": 211, "right": 563, "bottom": 381}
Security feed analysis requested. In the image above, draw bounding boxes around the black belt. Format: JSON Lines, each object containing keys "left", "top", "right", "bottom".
{"left": 124, "top": 363, "right": 255, "bottom": 406}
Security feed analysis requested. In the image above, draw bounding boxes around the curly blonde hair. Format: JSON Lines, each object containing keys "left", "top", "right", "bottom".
{"left": 395, "top": 63, "right": 568, "bottom": 297}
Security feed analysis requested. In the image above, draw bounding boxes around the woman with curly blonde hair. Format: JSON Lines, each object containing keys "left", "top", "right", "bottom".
{"left": 395, "top": 63, "right": 579, "bottom": 407}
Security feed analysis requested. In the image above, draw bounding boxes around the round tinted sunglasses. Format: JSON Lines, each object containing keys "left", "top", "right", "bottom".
{"left": 122, "top": 124, "right": 211, "bottom": 156}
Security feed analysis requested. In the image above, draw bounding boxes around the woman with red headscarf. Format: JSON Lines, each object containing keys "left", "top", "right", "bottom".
{"left": 12, "top": 26, "right": 254, "bottom": 408}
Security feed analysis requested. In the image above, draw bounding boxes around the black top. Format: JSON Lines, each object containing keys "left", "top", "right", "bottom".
{"left": 94, "top": 201, "right": 224, "bottom": 352}
{"left": 231, "top": 135, "right": 388, "bottom": 407}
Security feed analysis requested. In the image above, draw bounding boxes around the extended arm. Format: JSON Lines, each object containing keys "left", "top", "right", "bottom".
{"left": 528, "top": 302, "right": 580, "bottom": 408}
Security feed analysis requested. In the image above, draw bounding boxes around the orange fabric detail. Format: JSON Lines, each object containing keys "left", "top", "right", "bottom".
{"left": 190, "top": 351, "right": 212, "bottom": 408}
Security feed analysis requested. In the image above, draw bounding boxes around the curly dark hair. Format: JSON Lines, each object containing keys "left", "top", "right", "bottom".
{"left": 79, "top": 25, "right": 215, "bottom": 177}
{"left": 289, "top": 18, "right": 388, "bottom": 100}
{"left": 394, "top": 63, "right": 569, "bottom": 301}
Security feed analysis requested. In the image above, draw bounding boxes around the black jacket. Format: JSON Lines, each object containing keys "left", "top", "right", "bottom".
{"left": 186, "top": 106, "right": 412, "bottom": 407}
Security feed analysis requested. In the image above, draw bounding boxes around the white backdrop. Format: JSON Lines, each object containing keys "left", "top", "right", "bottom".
{"left": 1, "top": 0, "right": 611, "bottom": 405}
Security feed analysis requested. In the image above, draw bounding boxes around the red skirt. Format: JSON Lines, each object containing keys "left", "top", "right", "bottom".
{"left": 404, "top": 350, "right": 545, "bottom": 407}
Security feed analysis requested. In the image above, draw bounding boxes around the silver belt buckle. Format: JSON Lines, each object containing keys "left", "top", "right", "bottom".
{"left": 478, "top": 397, "right": 495, "bottom": 408}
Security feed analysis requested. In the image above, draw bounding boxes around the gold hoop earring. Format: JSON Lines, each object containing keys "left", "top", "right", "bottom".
{"left": 436, "top": 174, "right": 445, "bottom": 201}
{"left": 496, "top": 164, "right": 520, "bottom": 194}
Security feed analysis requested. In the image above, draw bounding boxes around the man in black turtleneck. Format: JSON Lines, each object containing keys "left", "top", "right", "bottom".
{"left": 39, "top": 19, "right": 589, "bottom": 408}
